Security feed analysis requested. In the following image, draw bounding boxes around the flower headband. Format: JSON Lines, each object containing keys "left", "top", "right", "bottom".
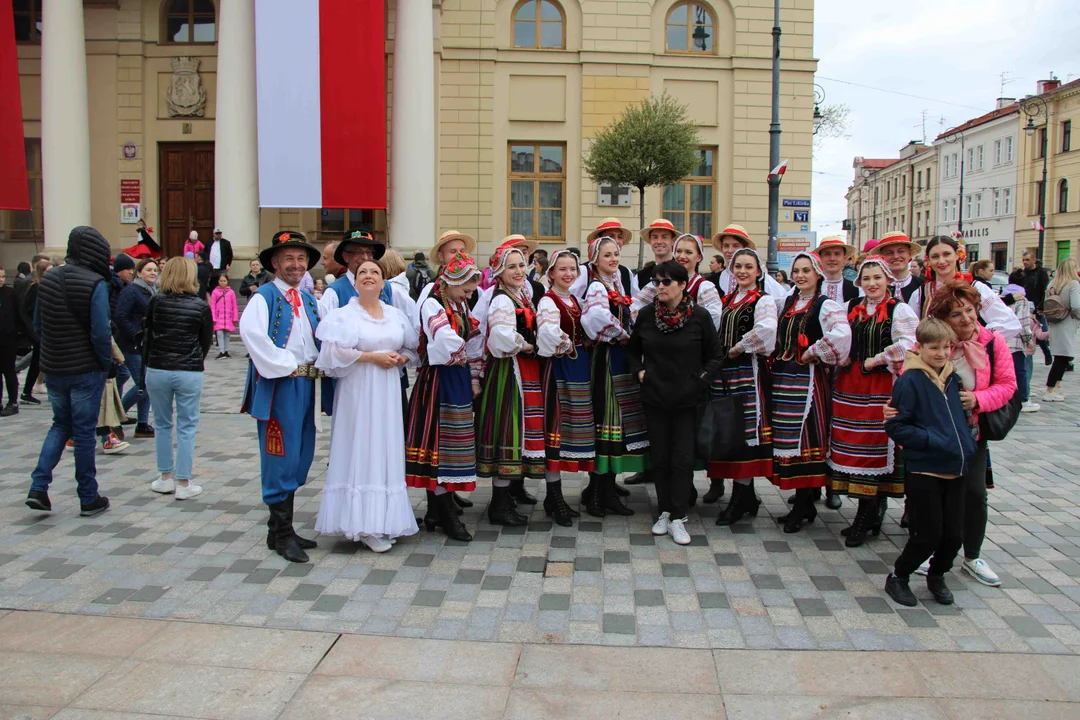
{"left": 545, "top": 248, "right": 579, "bottom": 277}
{"left": 856, "top": 254, "right": 897, "bottom": 285}
{"left": 490, "top": 245, "right": 526, "bottom": 278}
{"left": 675, "top": 233, "right": 704, "bottom": 259}
{"left": 441, "top": 251, "right": 481, "bottom": 286}
{"left": 789, "top": 251, "right": 824, "bottom": 278}
{"left": 588, "top": 235, "right": 619, "bottom": 264}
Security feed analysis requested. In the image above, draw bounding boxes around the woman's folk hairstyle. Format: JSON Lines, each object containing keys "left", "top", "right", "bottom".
{"left": 926, "top": 279, "right": 981, "bottom": 320}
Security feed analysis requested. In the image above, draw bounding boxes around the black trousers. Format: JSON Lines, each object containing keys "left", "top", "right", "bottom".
{"left": 895, "top": 472, "right": 965, "bottom": 578}
{"left": 963, "top": 442, "right": 989, "bottom": 561}
{"left": 0, "top": 345, "right": 17, "bottom": 407}
{"left": 22, "top": 342, "right": 40, "bottom": 395}
{"left": 643, "top": 404, "right": 696, "bottom": 519}
{"left": 1047, "top": 355, "right": 1073, "bottom": 387}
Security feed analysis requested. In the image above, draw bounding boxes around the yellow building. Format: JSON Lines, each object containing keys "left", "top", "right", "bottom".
{"left": 844, "top": 142, "right": 936, "bottom": 251}
{"left": 1, "top": 0, "right": 818, "bottom": 269}
{"left": 1015, "top": 77, "right": 1080, "bottom": 267}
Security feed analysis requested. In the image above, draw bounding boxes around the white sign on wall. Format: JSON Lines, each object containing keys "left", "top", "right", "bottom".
{"left": 597, "top": 184, "right": 632, "bottom": 207}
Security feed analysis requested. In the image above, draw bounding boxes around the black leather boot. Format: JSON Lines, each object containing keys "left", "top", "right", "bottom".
{"left": 780, "top": 488, "right": 817, "bottom": 534}
{"left": 269, "top": 501, "right": 309, "bottom": 563}
{"left": 716, "top": 480, "right": 761, "bottom": 526}
{"left": 612, "top": 480, "right": 630, "bottom": 497}
{"left": 436, "top": 492, "right": 472, "bottom": 542}
{"left": 488, "top": 486, "right": 528, "bottom": 526}
{"left": 787, "top": 486, "right": 822, "bottom": 505}
{"left": 703, "top": 478, "right": 726, "bottom": 504}
{"left": 509, "top": 479, "right": 538, "bottom": 505}
{"left": 423, "top": 490, "right": 441, "bottom": 532}
{"left": 543, "top": 480, "right": 575, "bottom": 527}
{"left": 602, "top": 474, "right": 634, "bottom": 516}
{"left": 267, "top": 493, "right": 317, "bottom": 550}
{"left": 451, "top": 492, "right": 473, "bottom": 509}
{"left": 844, "top": 498, "right": 878, "bottom": 548}
{"left": 824, "top": 487, "right": 843, "bottom": 510}
{"left": 584, "top": 473, "right": 605, "bottom": 518}
{"left": 622, "top": 470, "right": 652, "bottom": 485}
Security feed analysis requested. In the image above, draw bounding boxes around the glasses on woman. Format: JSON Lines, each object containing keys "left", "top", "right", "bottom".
{"left": 655, "top": 278, "right": 676, "bottom": 287}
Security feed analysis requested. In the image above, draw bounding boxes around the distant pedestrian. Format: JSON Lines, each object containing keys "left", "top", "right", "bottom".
{"left": 113, "top": 258, "right": 159, "bottom": 437}
{"left": 239, "top": 258, "right": 270, "bottom": 298}
{"left": 183, "top": 231, "right": 204, "bottom": 259}
{"left": 210, "top": 272, "right": 238, "bottom": 359}
{"left": 0, "top": 266, "right": 31, "bottom": 416}
{"left": 194, "top": 252, "right": 212, "bottom": 301}
{"left": 1044, "top": 258, "right": 1080, "bottom": 402}
{"left": 208, "top": 228, "right": 233, "bottom": 272}
{"left": 19, "top": 259, "right": 53, "bottom": 405}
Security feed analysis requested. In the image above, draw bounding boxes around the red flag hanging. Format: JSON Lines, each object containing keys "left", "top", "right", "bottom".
{"left": 768, "top": 159, "right": 789, "bottom": 179}
{"left": 0, "top": 0, "right": 30, "bottom": 210}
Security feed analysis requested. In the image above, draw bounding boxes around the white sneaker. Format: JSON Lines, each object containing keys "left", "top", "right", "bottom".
{"left": 150, "top": 477, "right": 176, "bottom": 494}
{"left": 651, "top": 511, "right": 671, "bottom": 536}
{"left": 962, "top": 557, "right": 1001, "bottom": 587}
{"left": 359, "top": 534, "right": 392, "bottom": 553}
{"left": 914, "top": 559, "right": 931, "bottom": 576}
{"left": 1021, "top": 402, "right": 1041, "bottom": 412}
{"left": 1043, "top": 391, "right": 1065, "bottom": 402}
{"left": 668, "top": 517, "right": 691, "bottom": 546}
{"left": 174, "top": 483, "right": 203, "bottom": 501}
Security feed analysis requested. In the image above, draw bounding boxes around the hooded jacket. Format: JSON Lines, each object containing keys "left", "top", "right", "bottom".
{"left": 885, "top": 351, "right": 977, "bottom": 477}
{"left": 36, "top": 226, "right": 114, "bottom": 375}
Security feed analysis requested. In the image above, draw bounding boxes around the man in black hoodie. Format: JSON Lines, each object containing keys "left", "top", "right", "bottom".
{"left": 26, "top": 226, "right": 114, "bottom": 517}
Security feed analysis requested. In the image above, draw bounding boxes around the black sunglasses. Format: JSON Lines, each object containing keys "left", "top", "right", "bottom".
{"left": 655, "top": 278, "right": 677, "bottom": 287}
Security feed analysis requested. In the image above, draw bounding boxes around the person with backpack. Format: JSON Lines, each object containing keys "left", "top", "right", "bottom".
{"left": 1044, "top": 257, "right": 1080, "bottom": 402}
{"left": 406, "top": 251, "right": 432, "bottom": 300}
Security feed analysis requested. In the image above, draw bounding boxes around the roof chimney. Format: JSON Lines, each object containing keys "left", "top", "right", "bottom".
{"left": 996, "top": 97, "right": 1015, "bottom": 110}
{"left": 1037, "top": 78, "right": 1061, "bottom": 94}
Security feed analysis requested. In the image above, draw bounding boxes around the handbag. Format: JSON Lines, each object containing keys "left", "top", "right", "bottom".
{"left": 977, "top": 337, "right": 1021, "bottom": 442}
{"left": 696, "top": 370, "right": 746, "bottom": 461}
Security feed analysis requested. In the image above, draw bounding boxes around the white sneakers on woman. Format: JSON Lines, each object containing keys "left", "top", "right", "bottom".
{"left": 651, "top": 512, "right": 671, "bottom": 536}
{"left": 150, "top": 476, "right": 202, "bottom": 500}
{"left": 668, "top": 518, "right": 691, "bottom": 546}
{"left": 1043, "top": 389, "right": 1066, "bottom": 402}
{"left": 175, "top": 483, "right": 202, "bottom": 500}
{"left": 150, "top": 476, "right": 175, "bottom": 494}
{"left": 359, "top": 534, "right": 393, "bottom": 553}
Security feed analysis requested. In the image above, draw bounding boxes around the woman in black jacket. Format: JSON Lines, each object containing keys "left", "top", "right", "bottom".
{"left": 627, "top": 260, "right": 723, "bottom": 545}
{"left": 114, "top": 258, "right": 159, "bottom": 437}
{"left": 18, "top": 259, "right": 52, "bottom": 405}
{"left": 143, "top": 258, "right": 213, "bottom": 500}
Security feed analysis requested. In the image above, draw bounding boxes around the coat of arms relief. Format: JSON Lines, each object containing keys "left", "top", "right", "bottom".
{"left": 166, "top": 56, "right": 207, "bottom": 118}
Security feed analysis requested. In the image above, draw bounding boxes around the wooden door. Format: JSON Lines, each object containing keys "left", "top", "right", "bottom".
{"left": 158, "top": 142, "right": 215, "bottom": 257}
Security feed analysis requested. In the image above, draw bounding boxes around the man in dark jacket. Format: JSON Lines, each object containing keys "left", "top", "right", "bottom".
{"left": 0, "top": 266, "right": 31, "bottom": 416}
{"left": 26, "top": 226, "right": 114, "bottom": 517}
{"left": 195, "top": 251, "right": 212, "bottom": 301}
{"left": 208, "top": 228, "right": 233, "bottom": 272}
{"left": 1020, "top": 251, "right": 1052, "bottom": 364}
{"left": 239, "top": 258, "right": 270, "bottom": 298}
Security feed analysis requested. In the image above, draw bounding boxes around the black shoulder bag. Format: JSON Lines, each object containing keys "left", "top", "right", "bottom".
{"left": 696, "top": 368, "right": 746, "bottom": 461}
{"left": 977, "top": 337, "right": 1021, "bottom": 442}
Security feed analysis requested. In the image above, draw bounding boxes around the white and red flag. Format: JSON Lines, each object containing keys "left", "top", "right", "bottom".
{"left": 768, "top": 160, "right": 789, "bottom": 179}
{"left": 1032, "top": 220, "right": 1045, "bottom": 231}
{"left": 0, "top": 0, "right": 29, "bottom": 211}
{"left": 255, "top": 0, "right": 386, "bottom": 209}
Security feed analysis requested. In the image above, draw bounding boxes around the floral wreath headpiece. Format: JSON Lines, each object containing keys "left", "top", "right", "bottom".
{"left": 441, "top": 251, "right": 481, "bottom": 286}
{"left": 490, "top": 245, "right": 526, "bottom": 278}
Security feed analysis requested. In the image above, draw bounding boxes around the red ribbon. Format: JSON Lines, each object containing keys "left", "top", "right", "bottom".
{"left": 285, "top": 288, "right": 302, "bottom": 317}
{"left": 797, "top": 333, "right": 810, "bottom": 351}
{"left": 516, "top": 306, "right": 536, "bottom": 329}
{"left": 848, "top": 297, "right": 894, "bottom": 324}
{"left": 607, "top": 290, "right": 631, "bottom": 306}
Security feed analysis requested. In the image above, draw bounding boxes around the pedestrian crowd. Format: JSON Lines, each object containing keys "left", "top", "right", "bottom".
{"left": 8, "top": 217, "right": 1080, "bottom": 611}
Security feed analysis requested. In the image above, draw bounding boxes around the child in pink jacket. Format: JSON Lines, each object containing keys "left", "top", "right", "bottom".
{"left": 210, "top": 273, "right": 238, "bottom": 359}
{"left": 183, "top": 231, "right": 204, "bottom": 259}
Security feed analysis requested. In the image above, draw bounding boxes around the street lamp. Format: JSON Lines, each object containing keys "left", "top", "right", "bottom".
{"left": 861, "top": 167, "right": 877, "bottom": 242}
{"left": 813, "top": 85, "right": 825, "bottom": 135}
{"left": 766, "top": 0, "right": 782, "bottom": 273}
{"left": 944, "top": 129, "right": 965, "bottom": 236}
{"left": 1022, "top": 96, "right": 1050, "bottom": 264}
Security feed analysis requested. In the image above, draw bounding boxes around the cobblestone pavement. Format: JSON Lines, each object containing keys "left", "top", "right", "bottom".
{"left": 2, "top": 340, "right": 1079, "bottom": 654}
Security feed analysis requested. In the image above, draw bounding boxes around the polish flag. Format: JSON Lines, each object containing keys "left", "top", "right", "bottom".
{"left": 1032, "top": 220, "right": 1045, "bottom": 231}
{"left": 0, "top": 0, "right": 29, "bottom": 210}
{"left": 768, "top": 160, "right": 789, "bottom": 179}
{"left": 255, "top": 0, "right": 386, "bottom": 209}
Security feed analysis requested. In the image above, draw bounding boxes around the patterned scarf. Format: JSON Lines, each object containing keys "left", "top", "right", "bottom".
{"left": 654, "top": 293, "right": 695, "bottom": 333}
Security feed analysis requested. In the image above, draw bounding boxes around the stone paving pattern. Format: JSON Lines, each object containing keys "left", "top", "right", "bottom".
{"left": 1, "top": 340, "right": 1079, "bottom": 654}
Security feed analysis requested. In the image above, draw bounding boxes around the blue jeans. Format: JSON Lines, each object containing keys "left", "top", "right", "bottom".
{"left": 114, "top": 360, "right": 131, "bottom": 397}
{"left": 1037, "top": 315, "right": 1052, "bottom": 364}
{"left": 145, "top": 368, "right": 203, "bottom": 480}
{"left": 1012, "top": 351, "right": 1032, "bottom": 403}
{"left": 30, "top": 371, "right": 107, "bottom": 504}
{"left": 120, "top": 353, "right": 150, "bottom": 425}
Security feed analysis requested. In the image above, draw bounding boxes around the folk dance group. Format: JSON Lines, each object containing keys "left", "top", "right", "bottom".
{"left": 239, "top": 220, "right": 1021, "bottom": 609}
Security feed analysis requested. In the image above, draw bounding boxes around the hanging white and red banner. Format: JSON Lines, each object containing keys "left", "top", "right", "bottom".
{"left": 255, "top": 0, "right": 386, "bottom": 209}
{"left": 0, "top": 0, "right": 30, "bottom": 211}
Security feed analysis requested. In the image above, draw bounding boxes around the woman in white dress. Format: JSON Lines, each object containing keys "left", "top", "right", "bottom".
{"left": 314, "top": 260, "right": 420, "bottom": 552}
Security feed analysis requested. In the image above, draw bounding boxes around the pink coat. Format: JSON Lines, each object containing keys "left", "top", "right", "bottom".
{"left": 210, "top": 286, "right": 239, "bottom": 332}
{"left": 183, "top": 239, "right": 204, "bottom": 258}
{"left": 958, "top": 324, "right": 1017, "bottom": 424}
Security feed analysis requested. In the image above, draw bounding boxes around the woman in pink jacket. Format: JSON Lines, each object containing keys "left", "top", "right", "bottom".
{"left": 923, "top": 280, "right": 1017, "bottom": 589}
{"left": 183, "top": 231, "right": 204, "bottom": 259}
{"left": 209, "top": 273, "right": 238, "bottom": 359}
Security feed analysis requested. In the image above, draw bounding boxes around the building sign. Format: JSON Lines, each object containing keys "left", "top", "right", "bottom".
{"left": 120, "top": 179, "right": 140, "bottom": 203}
{"left": 793, "top": 210, "right": 809, "bottom": 223}
{"left": 782, "top": 199, "right": 811, "bottom": 208}
{"left": 123, "top": 142, "right": 138, "bottom": 160}
{"left": 121, "top": 203, "right": 140, "bottom": 224}
{"left": 777, "top": 232, "right": 814, "bottom": 271}
{"left": 597, "top": 184, "right": 631, "bottom": 207}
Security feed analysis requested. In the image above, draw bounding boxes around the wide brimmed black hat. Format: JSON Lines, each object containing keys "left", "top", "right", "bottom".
{"left": 334, "top": 230, "right": 386, "bottom": 266}
{"left": 260, "top": 230, "right": 320, "bottom": 272}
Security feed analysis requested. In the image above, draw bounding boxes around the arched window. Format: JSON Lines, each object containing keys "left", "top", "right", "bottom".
{"left": 666, "top": 2, "right": 716, "bottom": 54}
{"left": 512, "top": 0, "right": 565, "bottom": 49}
{"left": 162, "top": 0, "right": 216, "bottom": 44}
{"left": 13, "top": 0, "right": 43, "bottom": 44}
{"left": 1059, "top": 179, "right": 1070, "bottom": 214}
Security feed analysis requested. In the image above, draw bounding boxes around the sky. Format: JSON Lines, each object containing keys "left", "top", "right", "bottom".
{"left": 810, "top": 0, "right": 1078, "bottom": 238}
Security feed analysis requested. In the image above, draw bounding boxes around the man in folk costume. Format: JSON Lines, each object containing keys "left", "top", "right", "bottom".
{"left": 570, "top": 218, "right": 640, "bottom": 300}
{"left": 712, "top": 224, "right": 791, "bottom": 299}
{"left": 636, "top": 218, "right": 678, "bottom": 287}
{"left": 240, "top": 232, "right": 332, "bottom": 563}
{"left": 817, "top": 235, "right": 860, "bottom": 303}
{"left": 875, "top": 232, "right": 925, "bottom": 303}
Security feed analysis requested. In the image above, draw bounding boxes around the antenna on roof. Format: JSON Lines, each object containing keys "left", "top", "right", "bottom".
{"left": 915, "top": 110, "right": 929, "bottom": 144}
{"left": 999, "top": 71, "right": 1018, "bottom": 97}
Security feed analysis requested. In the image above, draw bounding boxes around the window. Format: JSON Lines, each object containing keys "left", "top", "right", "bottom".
{"left": 965, "top": 195, "right": 972, "bottom": 220}
{"left": 1059, "top": 180, "right": 1070, "bottom": 213}
{"left": 950, "top": 153, "right": 958, "bottom": 177}
{"left": 885, "top": 181, "right": 889, "bottom": 201}
{"left": 950, "top": 198, "right": 957, "bottom": 221}
{"left": 665, "top": 2, "right": 716, "bottom": 54}
{"left": 13, "top": 0, "right": 42, "bottom": 43}
{"left": 163, "top": 0, "right": 216, "bottom": 44}
{"left": 1038, "top": 127, "right": 1047, "bottom": 159}
{"left": 874, "top": 186, "right": 879, "bottom": 203}
{"left": 993, "top": 190, "right": 1000, "bottom": 216}
{"left": 967, "top": 148, "right": 974, "bottom": 172}
{"left": 1036, "top": 180, "right": 1046, "bottom": 214}
{"left": 901, "top": 174, "right": 906, "bottom": 196}
{"left": 941, "top": 200, "right": 948, "bottom": 223}
{"left": 976, "top": 145, "right": 984, "bottom": 170}
{"left": 662, "top": 147, "right": 716, "bottom": 238}
{"left": 926, "top": 167, "right": 931, "bottom": 189}
{"left": 992, "top": 242, "right": 1007, "bottom": 271}
{"left": 1063, "top": 121, "right": 1072, "bottom": 152}
{"left": 967, "top": 246, "right": 979, "bottom": 264}
{"left": 900, "top": 214, "right": 906, "bottom": 231}
{"left": 512, "top": 0, "right": 565, "bottom": 49}
{"left": 975, "top": 193, "right": 982, "bottom": 218}
{"left": 318, "top": 209, "right": 374, "bottom": 241}
{"left": 508, "top": 142, "right": 565, "bottom": 242}
{"left": 1003, "top": 188, "right": 1012, "bottom": 215}
{"left": 994, "top": 139, "right": 1002, "bottom": 165}
{"left": 1005, "top": 136, "right": 1013, "bottom": 162}
{"left": 0, "top": 139, "right": 43, "bottom": 241}
{"left": 917, "top": 170, "right": 922, "bottom": 191}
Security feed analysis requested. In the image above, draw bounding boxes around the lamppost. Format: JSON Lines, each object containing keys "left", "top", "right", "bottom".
{"left": 1022, "top": 96, "right": 1050, "bottom": 264}
{"left": 861, "top": 167, "right": 877, "bottom": 241}
{"left": 766, "top": 0, "right": 782, "bottom": 273}
{"left": 944, "top": 129, "right": 965, "bottom": 236}
{"left": 813, "top": 85, "right": 825, "bottom": 135}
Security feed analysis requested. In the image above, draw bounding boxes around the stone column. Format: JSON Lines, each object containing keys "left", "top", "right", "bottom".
{"left": 41, "top": 2, "right": 91, "bottom": 252}
{"left": 390, "top": 0, "right": 436, "bottom": 247}
{"left": 214, "top": 0, "right": 260, "bottom": 263}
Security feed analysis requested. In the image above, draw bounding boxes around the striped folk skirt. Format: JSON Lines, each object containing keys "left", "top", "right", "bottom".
{"left": 828, "top": 363, "right": 904, "bottom": 498}
{"left": 770, "top": 359, "right": 830, "bottom": 490}
{"left": 543, "top": 346, "right": 596, "bottom": 472}
{"left": 476, "top": 355, "right": 550, "bottom": 481}
{"left": 707, "top": 354, "right": 773, "bottom": 481}
{"left": 590, "top": 343, "right": 649, "bottom": 475}
{"left": 405, "top": 364, "right": 477, "bottom": 492}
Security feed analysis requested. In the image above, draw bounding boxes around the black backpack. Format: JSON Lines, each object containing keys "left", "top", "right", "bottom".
{"left": 409, "top": 265, "right": 431, "bottom": 299}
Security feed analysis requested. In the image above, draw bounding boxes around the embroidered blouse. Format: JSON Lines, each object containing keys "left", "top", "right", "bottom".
{"left": 537, "top": 291, "right": 578, "bottom": 357}
{"left": 777, "top": 294, "right": 852, "bottom": 366}
{"left": 907, "top": 276, "right": 1021, "bottom": 341}
{"left": 850, "top": 299, "right": 918, "bottom": 374}
{"left": 724, "top": 288, "right": 778, "bottom": 356}
{"left": 582, "top": 274, "right": 631, "bottom": 344}
{"left": 419, "top": 295, "right": 483, "bottom": 377}
{"left": 486, "top": 286, "right": 535, "bottom": 358}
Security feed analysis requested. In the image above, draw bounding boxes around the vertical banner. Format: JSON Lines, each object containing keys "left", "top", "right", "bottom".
{"left": 0, "top": 0, "right": 29, "bottom": 210}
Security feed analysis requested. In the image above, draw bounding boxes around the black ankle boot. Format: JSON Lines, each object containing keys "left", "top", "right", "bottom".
{"left": 780, "top": 488, "right": 817, "bottom": 534}
{"left": 451, "top": 492, "right": 473, "bottom": 509}
{"left": 423, "top": 490, "right": 441, "bottom": 531}
{"left": 612, "top": 480, "right": 631, "bottom": 497}
{"left": 436, "top": 492, "right": 472, "bottom": 542}
{"left": 885, "top": 573, "right": 917, "bottom": 607}
{"left": 269, "top": 501, "right": 309, "bottom": 563}
{"left": 716, "top": 481, "right": 761, "bottom": 526}
{"left": 267, "top": 493, "right": 317, "bottom": 550}
{"left": 703, "top": 478, "right": 726, "bottom": 504}
{"left": 844, "top": 498, "right": 878, "bottom": 548}
{"left": 824, "top": 488, "right": 843, "bottom": 510}
{"left": 584, "top": 473, "right": 606, "bottom": 518}
{"left": 488, "top": 486, "right": 528, "bottom": 526}
{"left": 926, "top": 574, "right": 954, "bottom": 605}
{"left": 543, "top": 480, "right": 575, "bottom": 527}
{"left": 509, "top": 479, "right": 538, "bottom": 505}
{"left": 602, "top": 475, "right": 634, "bottom": 516}
{"left": 900, "top": 501, "right": 909, "bottom": 529}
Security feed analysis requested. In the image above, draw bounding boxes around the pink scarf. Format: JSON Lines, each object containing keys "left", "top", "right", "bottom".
{"left": 953, "top": 336, "right": 987, "bottom": 371}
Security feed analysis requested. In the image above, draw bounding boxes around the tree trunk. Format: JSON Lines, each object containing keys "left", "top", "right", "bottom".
{"left": 637, "top": 184, "right": 647, "bottom": 271}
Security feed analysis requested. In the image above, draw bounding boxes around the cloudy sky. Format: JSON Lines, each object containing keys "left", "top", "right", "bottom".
{"left": 810, "top": 0, "right": 1077, "bottom": 237}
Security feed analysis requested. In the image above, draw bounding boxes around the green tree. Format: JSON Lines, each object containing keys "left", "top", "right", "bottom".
{"left": 583, "top": 93, "right": 701, "bottom": 269}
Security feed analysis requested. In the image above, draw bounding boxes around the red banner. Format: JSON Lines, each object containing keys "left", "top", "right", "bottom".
{"left": 0, "top": 0, "right": 29, "bottom": 210}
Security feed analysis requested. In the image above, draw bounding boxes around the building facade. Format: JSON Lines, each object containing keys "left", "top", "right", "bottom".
{"left": 844, "top": 142, "right": 935, "bottom": 251}
{"left": 933, "top": 101, "right": 1020, "bottom": 270}
{"left": 1, "top": 0, "right": 818, "bottom": 270}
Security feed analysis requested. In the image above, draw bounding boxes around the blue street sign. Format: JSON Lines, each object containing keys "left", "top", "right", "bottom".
{"left": 783, "top": 199, "right": 811, "bottom": 208}
{"left": 793, "top": 211, "right": 809, "bottom": 223}
{"left": 800, "top": 225, "right": 808, "bottom": 231}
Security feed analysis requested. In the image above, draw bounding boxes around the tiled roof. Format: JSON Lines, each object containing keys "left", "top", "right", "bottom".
{"left": 858, "top": 159, "right": 899, "bottom": 170}
{"left": 935, "top": 104, "right": 1019, "bottom": 140}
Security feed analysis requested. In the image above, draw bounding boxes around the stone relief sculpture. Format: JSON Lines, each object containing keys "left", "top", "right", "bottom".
{"left": 166, "top": 56, "right": 207, "bottom": 118}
